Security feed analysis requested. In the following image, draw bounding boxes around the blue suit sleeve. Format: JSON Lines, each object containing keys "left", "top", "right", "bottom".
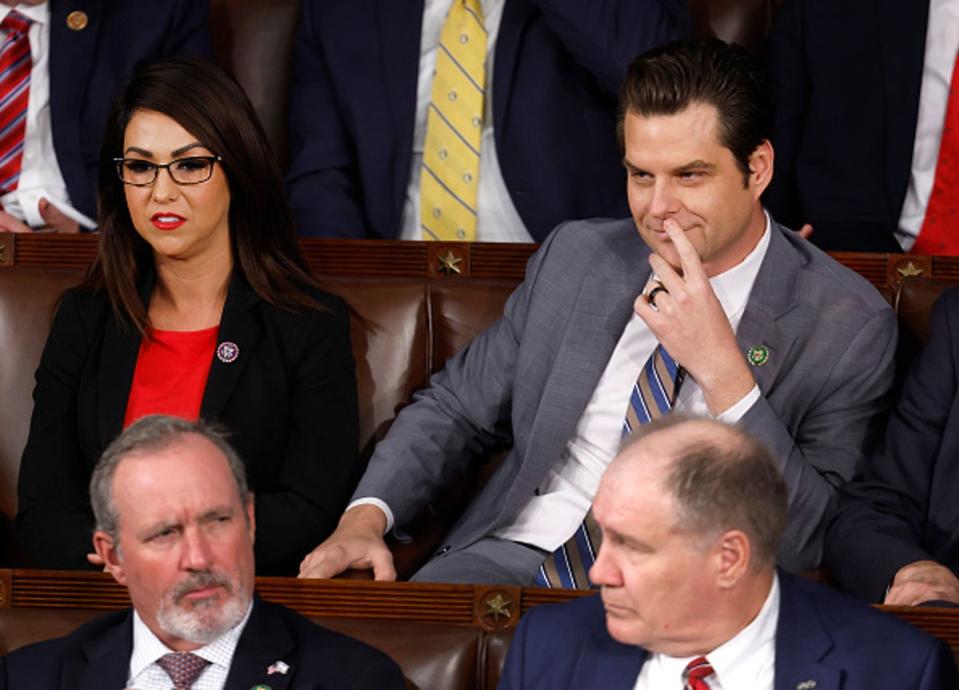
{"left": 286, "top": 0, "right": 369, "bottom": 238}
{"left": 826, "top": 289, "right": 959, "bottom": 602}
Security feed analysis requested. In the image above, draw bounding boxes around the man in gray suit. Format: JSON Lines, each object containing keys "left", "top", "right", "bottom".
{"left": 299, "top": 39, "right": 896, "bottom": 585}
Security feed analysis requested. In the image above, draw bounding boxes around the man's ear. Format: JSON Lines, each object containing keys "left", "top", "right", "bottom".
{"left": 245, "top": 492, "right": 256, "bottom": 543}
{"left": 93, "top": 530, "right": 127, "bottom": 585}
{"left": 714, "top": 529, "right": 751, "bottom": 589}
{"left": 748, "top": 140, "right": 774, "bottom": 198}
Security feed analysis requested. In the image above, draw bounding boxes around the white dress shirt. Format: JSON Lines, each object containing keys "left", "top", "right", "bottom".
{"left": 897, "top": 0, "right": 959, "bottom": 251}
{"left": 633, "top": 575, "right": 780, "bottom": 690}
{"left": 397, "top": 0, "right": 532, "bottom": 243}
{"left": 357, "top": 216, "right": 770, "bottom": 538}
{"left": 0, "top": 2, "right": 74, "bottom": 229}
{"left": 126, "top": 603, "right": 252, "bottom": 690}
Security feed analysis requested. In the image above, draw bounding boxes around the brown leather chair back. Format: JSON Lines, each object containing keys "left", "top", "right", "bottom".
{"left": 209, "top": 0, "right": 300, "bottom": 168}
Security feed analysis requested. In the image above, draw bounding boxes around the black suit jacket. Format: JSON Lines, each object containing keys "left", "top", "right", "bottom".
{"left": 764, "top": 0, "right": 927, "bottom": 252}
{"left": 16, "top": 272, "right": 359, "bottom": 575}
{"left": 0, "top": 596, "right": 406, "bottom": 690}
{"left": 825, "top": 288, "right": 959, "bottom": 602}
{"left": 48, "top": 0, "right": 211, "bottom": 222}
{"left": 499, "top": 572, "right": 958, "bottom": 690}
{"left": 285, "top": 0, "right": 689, "bottom": 241}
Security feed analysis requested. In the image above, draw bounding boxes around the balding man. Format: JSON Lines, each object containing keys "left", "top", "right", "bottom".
{"left": 499, "top": 416, "right": 957, "bottom": 690}
{"left": 1, "top": 415, "right": 404, "bottom": 690}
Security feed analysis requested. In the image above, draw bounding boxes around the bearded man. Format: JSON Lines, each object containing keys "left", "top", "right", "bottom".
{"left": 1, "top": 415, "right": 404, "bottom": 689}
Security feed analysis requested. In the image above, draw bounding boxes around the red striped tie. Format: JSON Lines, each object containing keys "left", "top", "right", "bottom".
{"left": 683, "top": 656, "right": 715, "bottom": 690}
{"left": 0, "top": 10, "right": 31, "bottom": 195}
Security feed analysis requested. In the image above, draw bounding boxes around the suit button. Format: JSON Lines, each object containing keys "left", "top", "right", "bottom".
{"left": 437, "top": 546, "right": 451, "bottom": 556}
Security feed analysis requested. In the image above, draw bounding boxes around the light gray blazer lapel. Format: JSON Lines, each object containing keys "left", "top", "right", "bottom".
{"left": 736, "top": 222, "right": 804, "bottom": 396}
{"left": 514, "top": 230, "right": 651, "bottom": 495}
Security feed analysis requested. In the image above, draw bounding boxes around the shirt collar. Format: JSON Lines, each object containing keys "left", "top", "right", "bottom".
{"left": 708, "top": 211, "right": 772, "bottom": 322}
{"left": 129, "top": 600, "right": 254, "bottom": 680}
{"left": 1, "top": 2, "right": 48, "bottom": 26}
{"left": 705, "top": 573, "right": 780, "bottom": 686}
{"left": 644, "top": 574, "right": 780, "bottom": 687}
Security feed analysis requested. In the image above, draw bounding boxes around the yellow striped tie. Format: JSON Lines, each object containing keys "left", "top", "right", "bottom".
{"left": 420, "top": 0, "right": 487, "bottom": 241}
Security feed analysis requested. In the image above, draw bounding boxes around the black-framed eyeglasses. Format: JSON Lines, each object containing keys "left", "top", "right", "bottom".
{"left": 113, "top": 155, "right": 222, "bottom": 186}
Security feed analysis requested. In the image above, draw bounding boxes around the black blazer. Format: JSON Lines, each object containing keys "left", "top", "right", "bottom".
{"left": 764, "top": 0, "right": 928, "bottom": 252}
{"left": 16, "top": 272, "right": 359, "bottom": 575}
{"left": 0, "top": 596, "right": 406, "bottom": 689}
{"left": 825, "top": 288, "right": 959, "bottom": 602}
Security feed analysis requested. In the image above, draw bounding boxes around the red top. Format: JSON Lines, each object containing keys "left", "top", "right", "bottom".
{"left": 123, "top": 325, "right": 219, "bottom": 429}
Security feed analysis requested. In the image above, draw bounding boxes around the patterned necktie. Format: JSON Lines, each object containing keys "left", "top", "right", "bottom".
{"left": 419, "top": 0, "right": 486, "bottom": 241}
{"left": 534, "top": 344, "right": 684, "bottom": 589}
{"left": 683, "top": 656, "right": 716, "bottom": 690}
{"left": 913, "top": 52, "right": 959, "bottom": 255}
{"left": 156, "top": 652, "right": 211, "bottom": 690}
{"left": 0, "top": 10, "right": 31, "bottom": 195}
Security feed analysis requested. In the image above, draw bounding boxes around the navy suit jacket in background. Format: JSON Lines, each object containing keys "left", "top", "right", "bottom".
{"left": 826, "top": 288, "right": 959, "bottom": 602}
{"left": 498, "top": 572, "right": 958, "bottom": 690}
{"left": 0, "top": 596, "right": 406, "bottom": 690}
{"left": 285, "top": 0, "right": 689, "bottom": 241}
{"left": 763, "top": 0, "right": 927, "bottom": 252}
{"left": 49, "top": 0, "right": 211, "bottom": 223}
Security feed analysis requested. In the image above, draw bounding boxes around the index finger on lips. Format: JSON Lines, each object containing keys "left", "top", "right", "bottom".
{"left": 662, "top": 218, "right": 707, "bottom": 283}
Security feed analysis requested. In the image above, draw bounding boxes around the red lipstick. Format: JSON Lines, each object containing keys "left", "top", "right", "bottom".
{"left": 151, "top": 212, "right": 186, "bottom": 231}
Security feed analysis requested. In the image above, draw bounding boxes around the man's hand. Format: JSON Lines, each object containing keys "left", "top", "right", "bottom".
{"left": 39, "top": 198, "right": 80, "bottom": 233}
{"left": 633, "top": 218, "right": 755, "bottom": 416}
{"left": 886, "top": 560, "right": 959, "bottom": 606}
{"left": 299, "top": 504, "right": 397, "bottom": 581}
{"left": 0, "top": 210, "right": 31, "bottom": 233}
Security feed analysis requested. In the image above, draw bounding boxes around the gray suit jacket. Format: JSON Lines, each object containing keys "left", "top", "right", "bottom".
{"left": 355, "top": 218, "right": 896, "bottom": 571}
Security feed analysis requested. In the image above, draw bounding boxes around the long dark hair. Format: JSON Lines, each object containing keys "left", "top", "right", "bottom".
{"left": 83, "top": 57, "right": 321, "bottom": 334}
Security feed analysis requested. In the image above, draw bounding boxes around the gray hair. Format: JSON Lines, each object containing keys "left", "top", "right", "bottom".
{"left": 622, "top": 414, "right": 787, "bottom": 569}
{"left": 90, "top": 415, "right": 250, "bottom": 542}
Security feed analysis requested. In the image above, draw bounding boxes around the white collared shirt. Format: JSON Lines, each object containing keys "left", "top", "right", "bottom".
{"left": 897, "top": 0, "right": 959, "bottom": 250}
{"left": 634, "top": 575, "right": 780, "bottom": 690}
{"left": 397, "top": 0, "right": 533, "bottom": 242}
{"left": 494, "top": 217, "right": 769, "bottom": 550}
{"left": 126, "top": 602, "right": 253, "bottom": 690}
{"left": 0, "top": 2, "right": 72, "bottom": 228}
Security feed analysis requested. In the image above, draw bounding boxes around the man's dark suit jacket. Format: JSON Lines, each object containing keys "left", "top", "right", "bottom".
{"left": 764, "top": 0, "right": 926, "bottom": 252}
{"left": 0, "top": 596, "right": 406, "bottom": 689}
{"left": 16, "top": 272, "right": 358, "bottom": 576}
{"left": 285, "top": 0, "right": 689, "bottom": 241}
{"left": 48, "top": 0, "right": 211, "bottom": 222}
{"left": 825, "top": 288, "right": 959, "bottom": 602}
{"left": 499, "top": 572, "right": 959, "bottom": 690}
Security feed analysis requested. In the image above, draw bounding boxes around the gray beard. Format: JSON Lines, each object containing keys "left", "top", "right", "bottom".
{"left": 155, "top": 570, "right": 251, "bottom": 645}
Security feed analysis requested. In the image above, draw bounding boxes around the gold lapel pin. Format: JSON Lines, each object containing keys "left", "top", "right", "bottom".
{"left": 66, "top": 10, "right": 88, "bottom": 31}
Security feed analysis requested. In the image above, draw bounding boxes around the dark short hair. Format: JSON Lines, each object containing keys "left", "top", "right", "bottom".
{"left": 617, "top": 38, "right": 774, "bottom": 185}
{"left": 625, "top": 415, "right": 787, "bottom": 569}
{"left": 90, "top": 415, "right": 249, "bottom": 542}
{"left": 87, "top": 57, "right": 321, "bottom": 335}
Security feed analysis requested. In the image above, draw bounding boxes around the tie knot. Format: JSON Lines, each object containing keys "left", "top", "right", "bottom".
{"left": 1, "top": 10, "right": 31, "bottom": 36}
{"left": 683, "top": 656, "right": 715, "bottom": 689}
{"left": 156, "top": 652, "right": 211, "bottom": 690}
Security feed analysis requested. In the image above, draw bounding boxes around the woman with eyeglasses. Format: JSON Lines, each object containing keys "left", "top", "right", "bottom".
{"left": 16, "top": 58, "right": 359, "bottom": 576}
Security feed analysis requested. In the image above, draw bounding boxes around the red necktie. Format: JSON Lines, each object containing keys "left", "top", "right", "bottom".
{"left": 683, "top": 656, "right": 715, "bottom": 690}
{"left": 0, "top": 10, "right": 30, "bottom": 195}
{"left": 914, "top": 53, "right": 959, "bottom": 255}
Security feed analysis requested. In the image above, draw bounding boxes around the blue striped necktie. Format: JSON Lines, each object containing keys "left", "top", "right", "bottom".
{"left": 534, "top": 344, "right": 684, "bottom": 589}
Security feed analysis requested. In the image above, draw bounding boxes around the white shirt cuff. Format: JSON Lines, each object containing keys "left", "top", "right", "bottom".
{"left": 712, "top": 384, "right": 761, "bottom": 423}
{"left": 346, "top": 498, "right": 395, "bottom": 534}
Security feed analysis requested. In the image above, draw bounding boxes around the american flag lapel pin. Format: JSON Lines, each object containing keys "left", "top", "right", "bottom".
{"left": 267, "top": 660, "right": 290, "bottom": 675}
